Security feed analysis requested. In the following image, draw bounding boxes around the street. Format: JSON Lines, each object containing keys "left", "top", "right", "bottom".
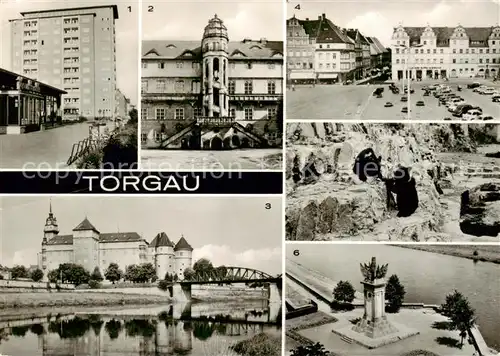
{"left": 0, "top": 122, "right": 91, "bottom": 169}
{"left": 287, "top": 78, "right": 500, "bottom": 121}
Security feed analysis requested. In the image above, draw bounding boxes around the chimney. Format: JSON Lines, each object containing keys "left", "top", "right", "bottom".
{"left": 305, "top": 17, "right": 309, "bottom": 20}
{"left": 318, "top": 16, "right": 321, "bottom": 20}
{"left": 260, "top": 37, "right": 267, "bottom": 44}
{"left": 322, "top": 13, "right": 326, "bottom": 19}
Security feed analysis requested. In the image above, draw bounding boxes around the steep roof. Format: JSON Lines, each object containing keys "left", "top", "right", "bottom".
{"left": 73, "top": 218, "right": 99, "bottom": 233}
{"left": 174, "top": 236, "right": 193, "bottom": 251}
{"left": 142, "top": 40, "right": 283, "bottom": 60}
{"left": 369, "top": 37, "right": 387, "bottom": 54}
{"left": 150, "top": 232, "right": 174, "bottom": 248}
{"left": 297, "top": 18, "right": 321, "bottom": 37}
{"left": 46, "top": 232, "right": 144, "bottom": 245}
{"left": 399, "top": 27, "right": 495, "bottom": 47}
{"left": 317, "top": 19, "right": 353, "bottom": 44}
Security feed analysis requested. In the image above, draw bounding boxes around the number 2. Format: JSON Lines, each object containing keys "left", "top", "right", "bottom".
{"left": 148, "top": 5, "right": 154, "bottom": 12}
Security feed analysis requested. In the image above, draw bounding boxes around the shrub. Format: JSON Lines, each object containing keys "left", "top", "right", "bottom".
{"left": 158, "top": 280, "right": 170, "bottom": 291}
{"left": 24, "top": 124, "right": 40, "bottom": 133}
{"left": 88, "top": 279, "right": 101, "bottom": 289}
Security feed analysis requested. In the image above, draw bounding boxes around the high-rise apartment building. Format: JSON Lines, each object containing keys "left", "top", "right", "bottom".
{"left": 9, "top": 5, "right": 119, "bottom": 120}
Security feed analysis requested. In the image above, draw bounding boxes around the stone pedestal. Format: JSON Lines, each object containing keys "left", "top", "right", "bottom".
{"left": 352, "top": 279, "right": 399, "bottom": 338}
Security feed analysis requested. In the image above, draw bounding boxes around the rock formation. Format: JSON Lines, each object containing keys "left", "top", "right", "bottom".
{"left": 286, "top": 123, "right": 485, "bottom": 241}
{"left": 460, "top": 182, "right": 500, "bottom": 237}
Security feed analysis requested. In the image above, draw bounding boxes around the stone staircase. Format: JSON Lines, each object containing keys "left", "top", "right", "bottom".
{"left": 340, "top": 335, "right": 354, "bottom": 344}
{"left": 160, "top": 122, "right": 197, "bottom": 148}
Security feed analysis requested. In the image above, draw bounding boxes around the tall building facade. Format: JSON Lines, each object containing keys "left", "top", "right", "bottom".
{"left": 10, "top": 5, "right": 119, "bottom": 120}
{"left": 391, "top": 25, "right": 500, "bottom": 80}
{"left": 287, "top": 14, "right": 385, "bottom": 83}
{"left": 141, "top": 15, "right": 283, "bottom": 150}
{"left": 37, "top": 203, "right": 193, "bottom": 281}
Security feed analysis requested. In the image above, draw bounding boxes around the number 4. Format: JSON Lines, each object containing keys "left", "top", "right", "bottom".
{"left": 295, "top": 4, "right": 301, "bottom": 10}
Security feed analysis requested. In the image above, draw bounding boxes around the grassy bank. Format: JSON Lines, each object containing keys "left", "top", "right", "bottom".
{"left": 285, "top": 311, "right": 338, "bottom": 351}
{"left": 394, "top": 245, "right": 500, "bottom": 264}
{"left": 0, "top": 291, "right": 170, "bottom": 310}
{"left": 232, "top": 332, "right": 282, "bottom": 356}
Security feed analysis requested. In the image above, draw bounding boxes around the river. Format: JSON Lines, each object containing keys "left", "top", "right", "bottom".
{"left": 286, "top": 244, "right": 500, "bottom": 350}
{"left": 0, "top": 300, "right": 281, "bottom": 355}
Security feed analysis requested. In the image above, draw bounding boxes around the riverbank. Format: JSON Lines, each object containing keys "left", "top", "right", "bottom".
{"left": 394, "top": 245, "right": 500, "bottom": 264}
{"left": 0, "top": 291, "right": 170, "bottom": 310}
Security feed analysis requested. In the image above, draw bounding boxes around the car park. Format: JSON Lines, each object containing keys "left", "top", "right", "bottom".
{"left": 384, "top": 102, "right": 393, "bottom": 107}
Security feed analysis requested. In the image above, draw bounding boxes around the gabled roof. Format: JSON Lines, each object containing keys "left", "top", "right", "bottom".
{"left": 317, "top": 19, "right": 353, "bottom": 44}
{"left": 398, "top": 27, "right": 497, "bottom": 48}
{"left": 369, "top": 37, "right": 387, "bottom": 54}
{"left": 142, "top": 40, "right": 283, "bottom": 60}
{"left": 297, "top": 18, "right": 321, "bottom": 37}
{"left": 73, "top": 218, "right": 99, "bottom": 233}
{"left": 174, "top": 236, "right": 193, "bottom": 251}
{"left": 150, "top": 232, "right": 174, "bottom": 248}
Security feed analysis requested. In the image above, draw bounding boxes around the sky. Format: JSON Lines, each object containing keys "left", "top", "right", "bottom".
{"left": 0, "top": 0, "right": 139, "bottom": 105}
{"left": 142, "top": 0, "right": 284, "bottom": 41}
{"left": 0, "top": 196, "right": 282, "bottom": 275}
{"left": 287, "top": 0, "right": 500, "bottom": 47}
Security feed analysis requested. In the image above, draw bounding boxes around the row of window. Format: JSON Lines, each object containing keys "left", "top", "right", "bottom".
{"left": 142, "top": 79, "right": 278, "bottom": 95}
{"left": 23, "top": 30, "right": 37, "bottom": 37}
{"left": 142, "top": 61, "right": 277, "bottom": 70}
{"left": 395, "top": 58, "right": 499, "bottom": 64}
{"left": 64, "top": 98, "right": 80, "bottom": 104}
{"left": 395, "top": 39, "right": 499, "bottom": 47}
{"left": 395, "top": 47, "right": 499, "bottom": 55}
{"left": 142, "top": 106, "right": 277, "bottom": 121}
{"left": 24, "top": 21, "right": 37, "bottom": 27}
{"left": 318, "top": 43, "right": 357, "bottom": 50}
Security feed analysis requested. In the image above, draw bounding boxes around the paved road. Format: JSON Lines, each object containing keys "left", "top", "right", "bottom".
{"left": 287, "top": 78, "right": 500, "bottom": 121}
{"left": 0, "top": 122, "right": 91, "bottom": 169}
{"left": 141, "top": 148, "right": 283, "bottom": 170}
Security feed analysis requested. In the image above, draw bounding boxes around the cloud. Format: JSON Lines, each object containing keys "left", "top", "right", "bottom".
{"left": 346, "top": 12, "right": 392, "bottom": 46}
{"left": 3, "top": 249, "right": 38, "bottom": 267}
{"left": 193, "top": 245, "right": 282, "bottom": 276}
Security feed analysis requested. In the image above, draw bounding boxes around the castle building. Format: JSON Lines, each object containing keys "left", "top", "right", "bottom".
{"left": 391, "top": 25, "right": 500, "bottom": 80}
{"left": 141, "top": 15, "right": 283, "bottom": 150}
{"left": 37, "top": 203, "right": 193, "bottom": 281}
{"left": 9, "top": 5, "right": 119, "bottom": 120}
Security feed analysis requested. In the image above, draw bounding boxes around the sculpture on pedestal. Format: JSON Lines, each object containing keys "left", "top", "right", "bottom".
{"left": 353, "top": 257, "right": 399, "bottom": 338}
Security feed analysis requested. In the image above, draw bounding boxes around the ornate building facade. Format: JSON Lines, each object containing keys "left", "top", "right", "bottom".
{"left": 141, "top": 15, "right": 283, "bottom": 150}
{"left": 391, "top": 25, "right": 500, "bottom": 80}
{"left": 37, "top": 203, "right": 193, "bottom": 281}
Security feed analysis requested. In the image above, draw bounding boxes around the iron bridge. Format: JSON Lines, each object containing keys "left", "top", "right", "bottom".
{"left": 181, "top": 266, "right": 282, "bottom": 285}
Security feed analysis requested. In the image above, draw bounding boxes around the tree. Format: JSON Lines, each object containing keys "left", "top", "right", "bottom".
{"left": 441, "top": 290, "right": 465, "bottom": 317}
{"left": 125, "top": 264, "right": 140, "bottom": 282}
{"left": 183, "top": 267, "right": 196, "bottom": 281}
{"left": 333, "top": 280, "right": 356, "bottom": 304}
{"left": 91, "top": 267, "right": 104, "bottom": 282}
{"left": 65, "top": 265, "right": 90, "bottom": 286}
{"left": 215, "top": 265, "right": 228, "bottom": 279}
{"left": 173, "top": 273, "right": 179, "bottom": 282}
{"left": 48, "top": 269, "right": 59, "bottom": 283}
{"left": 385, "top": 274, "right": 406, "bottom": 312}
{"left": 105, "top": 263, "right": 123, "bottom": 284}
{"left": 139, "top": 263, "right": 157, "bottom": 283}
{"left": 193, "top": 258, "right": 214, "bottom": 276}
{"left": 30, "top": 268, "right": 44, "bottom": 282}
{"left": 128, "top": 108, "right": 138, "bottom": 125}
{"left": 10, "top": 265, "right": 28, "bottom": 279}
{"left": 450, "top": 297, "right": 476, "bottom": 347}
{"left": 290, "top": 342, "right": 328, "bottom": 356}
{"left": 164, "top": 272, "right": 174, "bottom": 282}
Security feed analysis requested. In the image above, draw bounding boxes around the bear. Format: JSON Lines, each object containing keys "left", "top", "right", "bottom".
{"left": 385, "top": 166, "right": 419, "bottom": 217}
{"left": 353, "top": 148, "right": 383, "bottom": 182}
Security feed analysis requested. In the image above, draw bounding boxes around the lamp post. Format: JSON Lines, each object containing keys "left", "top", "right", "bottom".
{"left": 397, "top": 43, "right": 424, "bottom": 119}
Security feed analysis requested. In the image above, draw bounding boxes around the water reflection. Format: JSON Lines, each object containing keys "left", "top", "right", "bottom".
{"left": 0, "top": 302, "right": 281, "bottom": 356}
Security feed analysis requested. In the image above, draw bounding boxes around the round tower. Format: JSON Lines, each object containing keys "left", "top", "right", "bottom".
{"left": 174, "top": 236, "right": 193, "bottom": 280}
{"left": 150, "top": 232, "right": 175, "bottom": 280}
{"left": 202, "top": 14, "right": 229, "bottom": 117}
{"left": 41, "top": 201, "right": 59, "bottom": 275}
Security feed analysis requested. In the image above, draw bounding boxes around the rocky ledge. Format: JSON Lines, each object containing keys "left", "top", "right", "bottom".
{"left": 460, "top": 182, "right": 500, "bottom": 237}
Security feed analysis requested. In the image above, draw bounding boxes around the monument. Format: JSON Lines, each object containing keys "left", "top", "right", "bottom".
{"left": 331, "top": 256, "right": 419, "bottom": 348}
{"left": 352, "top": 257, "right": 400, "bottom": 338}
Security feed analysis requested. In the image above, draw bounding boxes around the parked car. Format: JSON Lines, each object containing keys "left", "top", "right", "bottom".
{"left": 446, "top": 98, "right": 465, "bottom": 107}
{"left": 384, "top": 102, "right": 393, "bottom": 107}
{"left": 482, "top": 88, "right": 495, "bottom": 95}
{"left": 462, "top": 109, "right": 482, "bottom": 121}
{"left": 452, "top": 104, "right": 474, "bottom": 117}
{"left": 401, "top": 96, "right": 408, "bottom": 102}
{"left": 377, "top": 94, "right": 383, "bottom": 98}
{"left": 404, "top": 87, "right": 415, "bottom": 94}
{"left": 492, "top": 95, "right": 500, "bottom": 102}
{"left": 482, "top": 116, "right": 496, "bottom": 121}
{"left": 467, "top": 82, "right": 481, "bottom": 89}
{"left": 416, "top": 100, "right": 425, "bottom": 106}
{"left": 373, "top": 87, "right": 384, "bottom": 96}
{"left": 401, "top": 106, "right": 409, "bottom": 113}
{"left": 444, "top": 117, "right": 452, "bottom": 120}
{"left": 423, "top": 91, "right": 430, "bottom": 96}
{"left": 475, "top": 86, "right": 489, "bottom": 94}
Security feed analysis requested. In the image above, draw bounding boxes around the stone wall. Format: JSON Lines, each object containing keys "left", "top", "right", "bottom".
{"left": 285, "top": 123, "right": 476, "bottom": 241}
{"left": 0, "top": 279, "right": 74, "bottom": 290}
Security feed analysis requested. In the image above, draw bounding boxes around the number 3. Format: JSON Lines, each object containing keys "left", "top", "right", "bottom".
{"left": 265, "top": 203, "right": 271, "bottom": 210}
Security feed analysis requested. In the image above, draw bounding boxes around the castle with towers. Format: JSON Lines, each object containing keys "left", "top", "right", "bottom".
{"left": 37, "top": 202, "right": 193, "bottom": 281}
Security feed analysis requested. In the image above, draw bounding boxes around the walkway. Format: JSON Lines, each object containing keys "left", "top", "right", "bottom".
{"left": 0, "top": 122, "right": 91, "bottom": 169}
